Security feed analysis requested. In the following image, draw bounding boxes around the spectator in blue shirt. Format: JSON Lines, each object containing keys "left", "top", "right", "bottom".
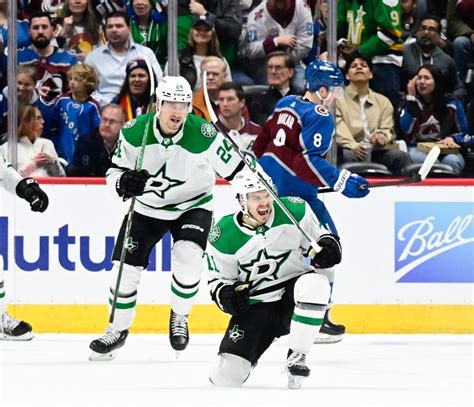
{"left": 51, "top": 64, "right": 101, "bottom": 165}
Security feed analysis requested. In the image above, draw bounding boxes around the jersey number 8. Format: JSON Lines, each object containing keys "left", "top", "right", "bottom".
{"left": 313, "top": 133, "right": 322, "bottom": 148}
{"left": 274, "top": 128, "right": 286, "bottom": 147}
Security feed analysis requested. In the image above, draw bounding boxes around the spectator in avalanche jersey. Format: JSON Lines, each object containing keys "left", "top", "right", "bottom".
{"left": 397, "top": 64, "right": 468, "bottom": 175}
{"left": 18, "top": 11, "right": 78, "bottom": 97}
{"left": 50, "top": 63, "right": 100, "bottom": 166}
{"left": 244, "top": 0, "right": 313, "bottom": 93}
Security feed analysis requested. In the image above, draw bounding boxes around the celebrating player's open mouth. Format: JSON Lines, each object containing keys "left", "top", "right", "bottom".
{"left": 159, "top": 101, "right": 189, "bottom": 133}
{"left": 245, "top": 190, "right": 273, "bottom": 225}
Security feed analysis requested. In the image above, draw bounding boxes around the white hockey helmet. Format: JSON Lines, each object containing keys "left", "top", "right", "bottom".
{"left": 232, "top": 167, "right": 274, "bottom": 215}
{"left": 156, "top": 76, "right": 193, "bottom": 113}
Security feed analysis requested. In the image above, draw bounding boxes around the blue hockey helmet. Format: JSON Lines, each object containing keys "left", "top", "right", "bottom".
{"left": 305, "top": 60, "right": 345, "bottom": 93}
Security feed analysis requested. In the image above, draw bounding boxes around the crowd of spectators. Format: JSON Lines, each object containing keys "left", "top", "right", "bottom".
{"left": 0, "top": 0, "right": 472, "bottom": 178}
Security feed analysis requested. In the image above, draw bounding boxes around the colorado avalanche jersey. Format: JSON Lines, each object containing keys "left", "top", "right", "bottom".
{"left": 51, "top": 95, "right": 101, "bottom": 164}
{"left": 253, "top": 95, "right": 345, "bottom": 197}
{"left": 206, "top": 197, "right": 328, "bottom": 306}
{"left": 107, "top": 113, "right": 243, "bottom": 220}
{"left": 217, "top": 118, "right": 262, "bottom": 153}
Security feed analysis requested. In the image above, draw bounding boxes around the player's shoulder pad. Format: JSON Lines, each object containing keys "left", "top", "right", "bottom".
{"left": 276, "top": 197, "right": 307, "bottom": 223}
{"left": 314, "top": 104, "right": 330, "bottom": 117}
{"left": 120, "top": 114, "right": 149, "bottom": 147}
{"left": 209, "top": 214, "right": 252, "bottom": 255}
{"left": 180, "top": 114, "right": 218, "bottom": 153}
{"left": 208, "top": 214, "right": 233, "bottom": 245}
{"left": 186, "top": 114, "right": 218, "bottom": 139}
{"left": 276, "top": 94, "right": 298, "bottom": 109}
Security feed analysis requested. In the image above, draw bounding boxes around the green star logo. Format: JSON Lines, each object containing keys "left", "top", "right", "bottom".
{"left": 238, "top": 249, "right": 291, "bottom": 286}
{"left": 145, "top": 163, "right": 185, "bottom": 199}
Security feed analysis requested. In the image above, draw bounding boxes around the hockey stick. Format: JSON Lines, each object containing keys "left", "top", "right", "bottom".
{"left": 109, "top": 59, "right": 156, "bottom": 324}
{"left": 317, "top": 146, "right": 441, "bottom": 194}
{"left": 202, "top": 72, "right": 321, "bottom": 255}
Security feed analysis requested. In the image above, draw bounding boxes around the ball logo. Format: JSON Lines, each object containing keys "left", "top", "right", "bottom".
{"left": 394, "top": 203, "right": 474, "bottom": 283}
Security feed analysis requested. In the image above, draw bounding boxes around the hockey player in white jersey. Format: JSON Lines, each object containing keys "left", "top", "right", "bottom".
{"left": 0, "top": 151, "right": 49, "bottom": 340}
{"left": 207, "top": 169, "right": 342, "bottom": 389}
{"left": 89, "top": 76, "right": 245, "bottom": 361}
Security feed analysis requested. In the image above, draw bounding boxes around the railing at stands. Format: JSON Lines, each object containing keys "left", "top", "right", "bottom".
{"left": 34, "top": 177, "right": 474, "bottom": 187}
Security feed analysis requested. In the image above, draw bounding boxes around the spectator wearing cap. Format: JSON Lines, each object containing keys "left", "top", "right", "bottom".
{"left": 164, "top": 14, "right": 232, "bottom": 91}
{"left": 112, "top": 57, "right": 158, "bottom": 121}
{"left": 85, "top": 11, "right": 162, "bottom": 107}
{"left": 127, "top": 0, "right": 167, "bottom": 61}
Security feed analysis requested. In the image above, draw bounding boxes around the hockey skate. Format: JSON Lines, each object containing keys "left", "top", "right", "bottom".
{"left": 314, "top": 310, "right": 345, "bottom": 344}
{"left": 283, "top": 349, "right": 310, "bottom": 390}
{"left": 89, "top": 328, "right": 128, "bottom": 361}
{"left": 169, "top": 310, "right": 189, "bottom": 356}
{"left": 0, "top": 312, "right": 34, "bottom": 341}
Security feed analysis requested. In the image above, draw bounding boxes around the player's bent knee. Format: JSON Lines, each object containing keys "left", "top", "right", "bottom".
{"left": 172, "top": 240, "right": 203, "bottom": 284}
{"left": 209, "top": 353, "right": 252, "bottom": 387}
{"left": 110, "top": 262, "right": 143, "bottom": 293}
{"left": 294, "top": 273, "right": 330, "bottom": 305}
{"left": 315, "top": 266, "right": 335, "bottom": 284}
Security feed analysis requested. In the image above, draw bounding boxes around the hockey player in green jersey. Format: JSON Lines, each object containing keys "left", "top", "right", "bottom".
{"left": 337, "top": 0, "right": 403, "bottom": 106}
{"left": 89, "top": 76, "right": 245, "bottom": 361}
{"left": 207, "top": 169, "right": 342, "bottom": 389}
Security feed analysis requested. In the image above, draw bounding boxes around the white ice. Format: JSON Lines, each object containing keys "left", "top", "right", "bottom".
{"left": 1, "top": 334, "right": 472, "bottom": 407}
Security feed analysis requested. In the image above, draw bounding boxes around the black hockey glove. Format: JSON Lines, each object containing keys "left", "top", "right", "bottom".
{"left": 218, "top": 283, "right": 250, "bottom": 316}
{"left": 116, "top": 169, "right": 150, "bottom": 199}
{"left": 15, "top": 178, "right": 49, "bottom": 213}
{"left": 311, "top": 234, "right": 342, "bottom": 269}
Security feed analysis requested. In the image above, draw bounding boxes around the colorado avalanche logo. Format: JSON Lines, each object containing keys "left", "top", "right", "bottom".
{"left": 123, "top": 118, "right": 137, "bottom": 129}
{"left": 208, "top": 225, "right": 221, "bottom": 243}
{"left": 315, "top": 105, "right": 329, "bottom": 116}
{"left": 201, "top": 123, "right": 217, "bottom": 138}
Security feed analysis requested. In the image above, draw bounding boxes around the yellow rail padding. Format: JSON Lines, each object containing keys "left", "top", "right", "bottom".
{"left": 6, "top": 304, "right": 474, "bottom": 334}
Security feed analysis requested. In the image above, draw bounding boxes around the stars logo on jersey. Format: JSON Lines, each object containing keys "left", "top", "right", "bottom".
{"left": 145, "top": 163, "right": 185, "bottom": 199}
{"left": 201, "top": 123, "right": 217, "bottom": 138}
{"left": 125, "top": 237, "right": 138, "bottom": 253}
{"left": 239, "top": 249, "right": 291, "bottom": 286}
{"left": 123, "top": 118, "right": 137, "bottom": 129}
{"left": 287, "top": 197, "right": 304, "bottom": 204}
{"left": 228, "top": 325, "right": 245, "bottom": 343}
{"left": 208, "top": 225, "right": 221, "bottom": 243}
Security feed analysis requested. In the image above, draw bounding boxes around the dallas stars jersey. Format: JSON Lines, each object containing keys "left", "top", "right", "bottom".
{"left": 337, "top": 0, "right": 403, "bottom": 66}
{"left": 106, "top": 113, "right": 243, "bottom": 220}
{"left": 206, "top": 197, "right": 328, "bottom": 306}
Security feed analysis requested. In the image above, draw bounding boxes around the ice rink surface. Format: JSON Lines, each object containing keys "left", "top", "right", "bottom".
{"left": 1, "top": 334, "right": 472, "bottom": 407}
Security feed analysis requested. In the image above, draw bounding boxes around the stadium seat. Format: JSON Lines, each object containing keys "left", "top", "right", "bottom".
{"left": 402, "top": 163, "right": 459, "bottom": 178}
{"left": 339, "top": 162, "right": 393, "bottom": 177}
